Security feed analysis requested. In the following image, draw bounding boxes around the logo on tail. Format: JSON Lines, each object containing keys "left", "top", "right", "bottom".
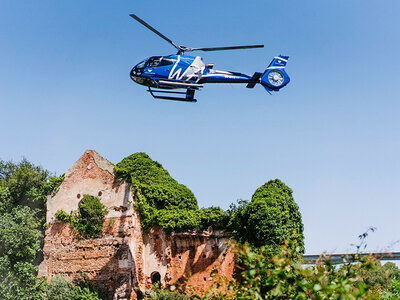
{"left": 267, "top": 56, "right": 289, "bottom": 69}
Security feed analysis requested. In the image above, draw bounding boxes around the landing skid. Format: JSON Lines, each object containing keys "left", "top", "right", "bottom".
{"left": 147, "top": 87, "right": 197, "bottom": 103}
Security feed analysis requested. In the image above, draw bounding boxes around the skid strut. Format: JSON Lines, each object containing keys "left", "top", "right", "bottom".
{"left": 147, "top": 87, "right": 197, "bottom": 102}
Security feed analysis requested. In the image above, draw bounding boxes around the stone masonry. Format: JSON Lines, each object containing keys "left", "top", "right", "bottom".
{"left": 38, "top": 150, "right": 235, "bottom": 299}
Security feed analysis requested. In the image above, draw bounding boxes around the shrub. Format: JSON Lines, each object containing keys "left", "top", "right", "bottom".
{"left": 46, "top": 275, "right": 103, "bottom": 300}
{"left": 72, "top": 273, "right": 104, "bottom": 300}
{"left": 55, "top": 209, "right": 71, "bottom": 223}
{"left": 46, "top": 276, "right": 75, "bottom": 300}
{"left": 149, "top": 289, "right": 188, "bottom": 300}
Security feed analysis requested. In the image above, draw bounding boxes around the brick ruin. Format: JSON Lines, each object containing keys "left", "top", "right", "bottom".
{"left": 38, "top": 150, "right": 235, "bottom": 299}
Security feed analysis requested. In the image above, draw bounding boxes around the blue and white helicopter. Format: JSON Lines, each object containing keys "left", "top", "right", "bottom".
{"left": 130, "top": 14, "right": 290, "bottom": 102}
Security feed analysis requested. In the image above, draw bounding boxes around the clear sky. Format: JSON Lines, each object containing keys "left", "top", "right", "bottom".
{"left": 1, "top": 1, "right": 400, "bottom": 254}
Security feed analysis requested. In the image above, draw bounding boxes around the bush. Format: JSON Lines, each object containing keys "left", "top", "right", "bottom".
{"left": 55, "top": 209, "right": 71, "bottom": 223}
{"left": 72, "top": 273, "right": 104, "bottom": 300}
{"left": 54, "top": 195, "right": 108, "bottom": 239}
{"left": 149, "top": 289, "right": 188, "bottom": 300}
{"left": 46, "top": 275, "right": 103, "bottom": 300}
{"left": 203, "top": 244, "right": 378, "bottom": 299}
{"left": 46, "top": 276, "right": 75, "bottom": 300}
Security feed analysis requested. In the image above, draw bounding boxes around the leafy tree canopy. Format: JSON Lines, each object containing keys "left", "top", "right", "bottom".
{"left": 228, "top": 179, "right": 304, "bottom": 253}
{"left": 0, "top": 158, "right": 62, "bottom": 299}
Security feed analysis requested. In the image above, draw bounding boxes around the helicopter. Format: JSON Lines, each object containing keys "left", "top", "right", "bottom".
{"left": 129, "top": 14, "right": 290, "bottom": 102}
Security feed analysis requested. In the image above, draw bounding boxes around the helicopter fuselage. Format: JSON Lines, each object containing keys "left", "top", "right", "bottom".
{"left": 130, "top": 54, "right": 290, "bottom": 102}
{"left": 130, "top": 54, "right": 256, "bottom": 87}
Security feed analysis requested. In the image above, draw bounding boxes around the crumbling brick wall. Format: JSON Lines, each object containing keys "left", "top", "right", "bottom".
{"left": 39, "top": 150, "right": 235, "bottom": 299}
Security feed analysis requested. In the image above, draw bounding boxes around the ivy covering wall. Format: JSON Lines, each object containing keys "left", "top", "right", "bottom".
{"left": 115, "top": 153, "right": 226, "bottom": 233}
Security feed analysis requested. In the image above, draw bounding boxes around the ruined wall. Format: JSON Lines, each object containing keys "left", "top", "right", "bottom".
{"left": 39, "top": 150, "right": 143, "bottom": 299}
{"left": 39, "top": 150, "right": 235, "bottom": 299}
{"left": 143, "top": 227, "right": 235, "bottom": 294}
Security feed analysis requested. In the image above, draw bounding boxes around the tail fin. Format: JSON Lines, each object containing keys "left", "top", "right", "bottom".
{"left": 267, "top": 55, "right": 289, "bottom": 69}
{"left": 260, "top": 55, "right": 290, "bottom": 92}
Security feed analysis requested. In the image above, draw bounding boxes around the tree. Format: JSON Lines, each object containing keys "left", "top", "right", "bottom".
{"left": 0, "top": 206, "right": 44, "bottom": 299}
{"left": 0, "top": 158, "right": 60, "bottom": 299}
{"left": 229, "top": 179, "right": 304, "bottom": 253}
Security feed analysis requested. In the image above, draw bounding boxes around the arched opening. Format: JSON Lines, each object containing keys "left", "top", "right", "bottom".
{"left": 151, "top": 272, "right": 161, "bottom": 285}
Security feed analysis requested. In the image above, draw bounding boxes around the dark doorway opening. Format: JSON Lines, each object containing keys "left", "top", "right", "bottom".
{"left": 151, "top": 272, "right": 161, "bottom": 285}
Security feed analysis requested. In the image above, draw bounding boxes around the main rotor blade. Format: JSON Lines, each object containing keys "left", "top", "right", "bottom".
{"left": 129, "top": 14, "right": 180, "bottom": 50}
{"left": 189, "top": 44, "right": 264, "bottom": 52}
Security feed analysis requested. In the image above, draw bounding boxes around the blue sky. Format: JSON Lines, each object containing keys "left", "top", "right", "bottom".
{"left": 1, "top": 1, "right": 400, "bottom": 254}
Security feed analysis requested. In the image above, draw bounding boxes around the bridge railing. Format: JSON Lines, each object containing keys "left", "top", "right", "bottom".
{"left": 303, "top": 252, "right": 400, "bottom": 265}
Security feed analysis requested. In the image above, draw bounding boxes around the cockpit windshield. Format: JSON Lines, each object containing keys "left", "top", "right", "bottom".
{"left": 159, "top": 57, "right": 175, "bottom": 67}
{"left": 135, "top": 59, "right": 147, "bottom": 69}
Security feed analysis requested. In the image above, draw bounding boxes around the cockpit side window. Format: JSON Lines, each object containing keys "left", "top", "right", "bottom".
{"left": 148, "top": 56, "right": 162, "bottom": 68}
{"left": 158, "top": 58, "right": 175, "bottom": 67}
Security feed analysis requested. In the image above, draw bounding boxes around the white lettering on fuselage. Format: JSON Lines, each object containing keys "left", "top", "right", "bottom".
{"left": 169, "top": 68, "right": 183, "bottom": 80}
{"left": 169, "top": 56, "right": 183, "bottom": 80}
{"left": 168, "top": 56, "right": 204, "bottom": 81}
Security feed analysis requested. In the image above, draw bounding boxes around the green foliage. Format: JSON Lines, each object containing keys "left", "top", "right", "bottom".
{"left": 203, "top": 244, "right": 377, "bottom": 300}
{"left": 149, "top": 289, "right": 188, "bottom": 300}
{"left": 54, "top": 195, "right": 108, "bottom": 239}
{"left": 0, "top": 258, "right": 45, "bottom": 300}
{"left": 73, "top": 195, "right": 108, "bottom": 238}
{"left": 47, "top": 174, "right": 65, "bottom": 196}
{"left": 198, "top": 206, "right": 227, "bottom": 230}
{"left": 0, "top": 158, "right": 53, "bottom": 299}
{"left": 72, "top": 273, "right": 105, "bottom": 300}
{"left": 354, "top": 261, "right": 400, "bottom": 298}
{"left": 116, "top": 153, "right": 225, "bottom": 233}
{"left": 46, "top": 276, "right": 75, "bottom": 300}
{"left": 0, "top": 158, "right": 52, "bottom": 230}
{"left": 384, "top": 278, "right": 400, "bottom": 299}
{"left": 46, "top": 275, "right": 103, "bottom": 300}
{"left": 55, "top": 209, "right": 71, "bottom": 223}
{"left": 116, "top": 153, "right": 197, "bottom": 210}
{"left": 0, "top": 206, "right": 44, "bottom": 299}
{"left": 0, "top": 206, "right": 42, "bottom": 264}
{"left": 358, "top": 261, "right": 400, "bottom": 290}
{"left": 227, "top": 179, "right": 304, "bottom": 253}
{"left": 152, "top": 207, "right": 227, "bottom": 233}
